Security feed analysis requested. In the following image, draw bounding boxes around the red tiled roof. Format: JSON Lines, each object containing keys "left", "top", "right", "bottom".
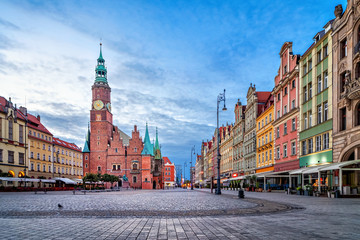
{"left": 256, "top": 92, "right": 272, "bottom": 103}
{"left": 27, "top": 113, "right": 53, "bottom": 136}
{"left": 53, "top": 137, "right": 81, "bottom": 152}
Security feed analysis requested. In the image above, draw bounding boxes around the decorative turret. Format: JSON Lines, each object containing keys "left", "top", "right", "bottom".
{"left": 141, "top": 123, "right": 154, "bottom": 156}
{"left": 154, "top": 127, "right": 161, "bottom": 159}
{"left": 95, "top": 43, "right": 107, "bottom": 83}
{"left": 83, "top": 123, "right": 91, "bottom": 153}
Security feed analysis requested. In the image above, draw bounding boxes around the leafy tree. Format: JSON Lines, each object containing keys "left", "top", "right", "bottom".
{"left": 83, "top": 173, "right": 99, "bottom": 190}
{"left": 109, "top": 175, "right": 119, "bottom": 188}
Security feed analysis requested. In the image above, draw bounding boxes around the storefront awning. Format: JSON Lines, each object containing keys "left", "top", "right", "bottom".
{"left": 228, "top": 175, "right": 245, "bottom": 181}
{"left": 0, "top": 177, "right": 41, "bottom": 182}
{"left": 54, "top": 177, "right": 77, "bottom": 185}
{"left": 319, "top": 159, "right": 360, "bottom": 171}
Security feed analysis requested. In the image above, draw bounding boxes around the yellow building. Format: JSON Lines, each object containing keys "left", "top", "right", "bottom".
{"left": 28, "top": 114, "right": 83, "bottom": 180}
{"left": 28, "top": 114, "right": 54, "bottom": 179}
{"left": 53, "top": 137, "right": 83, "bottom": 179}
{"left": 0, "top": 97, "right": 28, "bottom": 186}
{"left": 256, "top": 95, "right": 275, "bottom": 173}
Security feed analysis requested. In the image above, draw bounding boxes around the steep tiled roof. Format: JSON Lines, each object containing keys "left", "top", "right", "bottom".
{"left": 256, "top": 92, "right": 272, "bottom": 103}
{"left": 53, "top": 137, "right": 81, "bottom": 152}
{"left": 163, "top": 157, "right": 173, "bottom": 165}
{"left": 27, "top": 113, "right": 53, "bottom": 136}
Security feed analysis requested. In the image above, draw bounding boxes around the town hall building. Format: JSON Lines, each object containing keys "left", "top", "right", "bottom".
{"left": 82, "top": 44, "right": 164, "bottom": 189}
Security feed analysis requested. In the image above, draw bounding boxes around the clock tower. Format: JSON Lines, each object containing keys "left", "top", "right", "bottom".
{"left": 89, "top": 43, "right": 113, "bottom": 174}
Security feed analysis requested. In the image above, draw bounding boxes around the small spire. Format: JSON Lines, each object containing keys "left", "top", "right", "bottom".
{"left": 99, "top": 42, "right": 103, "bottom": 60}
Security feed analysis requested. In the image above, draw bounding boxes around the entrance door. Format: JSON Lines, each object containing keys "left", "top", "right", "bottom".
{"left": 153, "top": 181, "right": 156, "bottom": 189}
{"left": 118, "top": 180, "right": 122, "bottom": 187}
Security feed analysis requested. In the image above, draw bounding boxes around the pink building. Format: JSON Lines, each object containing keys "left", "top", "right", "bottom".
{"left": 272, "top": 42, "right": 300, "bottom": 172}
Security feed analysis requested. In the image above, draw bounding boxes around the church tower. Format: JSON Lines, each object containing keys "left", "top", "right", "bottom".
{"left": 89, "top": 43, "right": 113, "bottom": 174}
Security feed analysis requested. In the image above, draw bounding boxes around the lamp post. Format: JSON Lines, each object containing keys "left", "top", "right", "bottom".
{"left": 216, "top": 89, "right": 227, "bottom": 195}
{"left": 190, "top": 145, "right": 195, "bottom": 190}
{"left": 184, "top": 161, "right": 187, "bottom": 185}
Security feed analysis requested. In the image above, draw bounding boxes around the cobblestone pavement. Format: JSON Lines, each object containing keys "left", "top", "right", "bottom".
{"left": 0, "top": 188, "right": 359, "bottom": 239}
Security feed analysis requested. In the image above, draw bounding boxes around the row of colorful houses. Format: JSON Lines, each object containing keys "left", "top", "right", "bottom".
{"left": 0, "top": 96, "right": 84, "bottom": 187}
{"left": 196, "top": 2, "right": 360, "bottom": 195}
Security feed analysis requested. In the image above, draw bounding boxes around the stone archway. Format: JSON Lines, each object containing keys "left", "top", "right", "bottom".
{"left": 339, "top": 140, "right": 360, "bottom": 162}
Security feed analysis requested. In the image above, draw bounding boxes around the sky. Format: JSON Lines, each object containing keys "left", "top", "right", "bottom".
{"left": 0, "top": 0, "right": 347, "bottom": 178}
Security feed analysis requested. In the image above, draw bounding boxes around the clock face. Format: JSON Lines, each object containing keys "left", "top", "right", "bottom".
{"left": 93, "top": 100, "right": 104, "bottom": 110}
{"left": 106, "top": 103, "right": 111, "bottom": 112}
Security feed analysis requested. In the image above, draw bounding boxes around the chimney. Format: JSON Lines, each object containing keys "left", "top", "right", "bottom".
{"left": 19, "top": 106, "right": 27, "bottom": 116}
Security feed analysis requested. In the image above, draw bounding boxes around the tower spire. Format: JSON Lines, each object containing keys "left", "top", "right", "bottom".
{"left": 95, "top": 42, "right": 107, "bottom": 83}
{"left": 141, "top": 122, "right": 154, "bottom": 156}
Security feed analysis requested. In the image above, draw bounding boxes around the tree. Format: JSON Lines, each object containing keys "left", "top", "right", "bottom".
{"left": 109, "top": 175, "right": 119, "bottom": 189}
{"left": 83, "top": 173, "right": 99, "bottom": 190}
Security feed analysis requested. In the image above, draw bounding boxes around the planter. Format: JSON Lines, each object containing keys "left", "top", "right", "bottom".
{"left": 304, "top": 190, "right": 312, "bottom": 196}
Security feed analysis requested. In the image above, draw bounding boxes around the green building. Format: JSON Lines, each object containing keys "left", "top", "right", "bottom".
{"left": 299, "top": 20, "right": 333, "bottom": 168}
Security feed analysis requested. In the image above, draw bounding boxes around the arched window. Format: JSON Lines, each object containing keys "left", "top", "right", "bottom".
{"left": 356, "top": 62, "right": 360, "bottom": 79}
{"left": 356, "top": 102, "right": 360, "bottom": 126}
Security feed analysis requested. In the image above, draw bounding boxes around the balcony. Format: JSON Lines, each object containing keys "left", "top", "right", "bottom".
{"left": 342, "top": 77, "right": 360, "bottom": 100}
{"left": 130, "top": 169, "right": 140, "bottom": 174}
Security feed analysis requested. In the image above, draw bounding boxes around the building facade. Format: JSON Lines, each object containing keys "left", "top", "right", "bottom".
{"left": 83, "top": 44, "right": 165, "bottom": 189}
{"left": 272, "top": 42, "right": 300, "bottom": 172}
{"left": 232, "top": 100, "right": 246, "bottom": 178}
{"left": 332, "top": 2, "right": 360, "bottom": 163}
{"left": 0, "top": 97, "right": 27, "bottom": 184}
{"left": 219, "top": 124, "right": 233, "bottom": 182}
{"left": 256, "top": 94, "right": 274, "bottom": 174}
{"left": 299, "top": 22, "right": 333, "bottom": 168}
{"left": 243, "top": 84, "right": 271, "bottom": 175}
{"left": 163, "top": 157, "right": 176, "bottom": 187}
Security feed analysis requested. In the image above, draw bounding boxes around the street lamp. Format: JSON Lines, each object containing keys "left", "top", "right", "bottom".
{"left": 190, "top": 145, "right": 195, "bottom": 190}
{"left": 216, "top": 89, "right": 227, "bottom": 195}
{"left": 184, "top": 161, "right": 187, "bottom": 185}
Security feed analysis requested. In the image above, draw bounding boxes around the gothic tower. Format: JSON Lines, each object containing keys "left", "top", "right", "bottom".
{"left": 89, "top": 43, "right": 113, "bottom": 174}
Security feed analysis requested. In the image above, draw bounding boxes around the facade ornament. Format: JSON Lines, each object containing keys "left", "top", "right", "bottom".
{"left": 334, "top": 4, "right": 343, "bottom": 18}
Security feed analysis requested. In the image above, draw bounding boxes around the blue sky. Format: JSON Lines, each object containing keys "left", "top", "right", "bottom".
{"left": 0, "top": 0, "right": 346, "bottom": 178}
